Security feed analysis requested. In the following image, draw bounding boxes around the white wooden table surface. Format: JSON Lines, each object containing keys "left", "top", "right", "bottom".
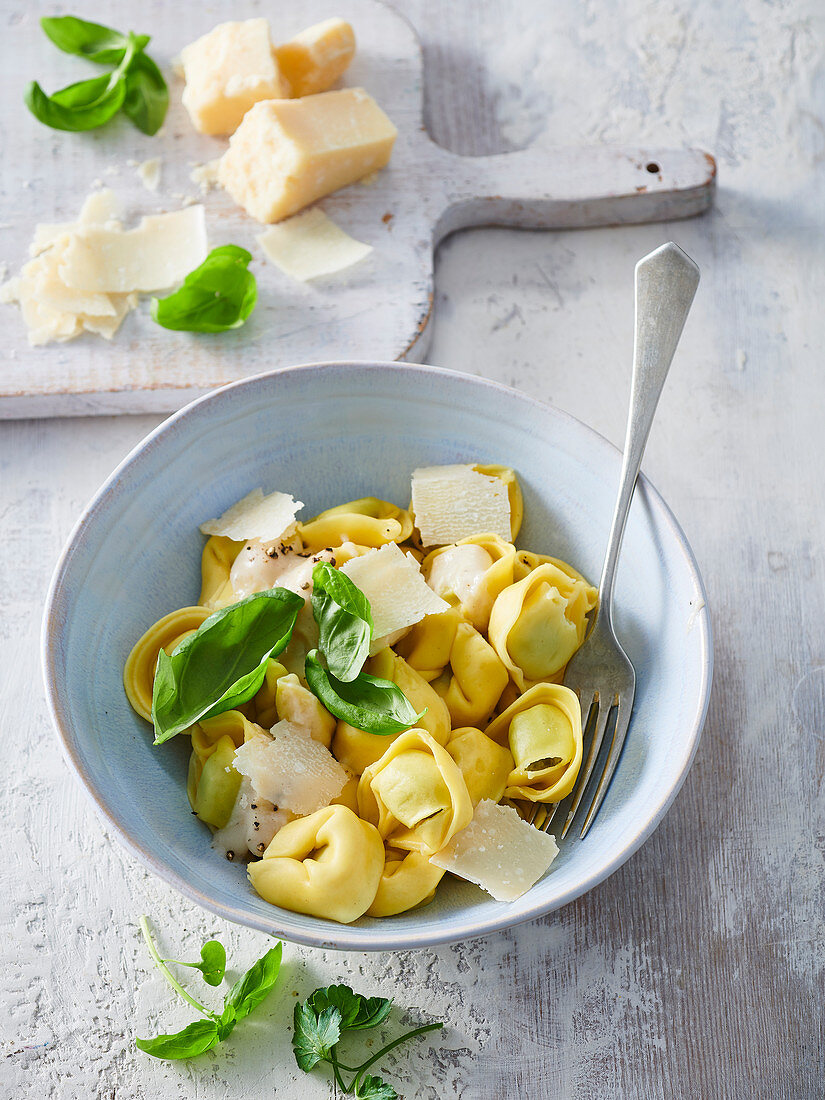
{"left": 3, "top": 1, "right": 823, "bottom": 1096}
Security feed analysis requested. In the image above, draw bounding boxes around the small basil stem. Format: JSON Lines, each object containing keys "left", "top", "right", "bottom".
{"left": 352, "top": 1023, "right": 444, "bottom": 1088}
{"left": 139, "top": 916, "right": 212, "bottom": 1019}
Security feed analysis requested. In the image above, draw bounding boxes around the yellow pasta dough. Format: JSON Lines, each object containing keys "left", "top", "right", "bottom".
{"left": 488, "top": 562, "right": 597, "bottom": 689}
{"left": 299, "top": 497, "right": 413, "bottom": 552}
{"left": 199, "top": 534, "right": 244, "bottom": 608}
{"left": 366, "top": 848, "right": 445, "bottom": 917}
{"left": 432, "top": 620, "right": 510, "bottom": 728}
{"left": 248, "top": 804, "right": 384, "bottom": 923}
{"left": 446, "top": 726, "right": 514, "bottom": 805}
{"left": 423, "top": 533, "right": 516, "bottom": 633}
{"left": 275, "top": 673, "right": 336, "bottom": 747}
{"left": 474, "top": 464, "right": 524, "bottom": 540}
{"left": 357, "top": 728, "right": 472, "bottom": 854}
{"left": 124, "top": 606, "right": 212, "bottom": 721}
{"left": 485, "top": 683, "right": 583, "bottom": 803}
{"left": 332, "top": 649, "right": 451, "bottom": 773}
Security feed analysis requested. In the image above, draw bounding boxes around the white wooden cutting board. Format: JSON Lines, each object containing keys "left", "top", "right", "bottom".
{"left": 0, "top": 0, "right": 715, "bottom": 418}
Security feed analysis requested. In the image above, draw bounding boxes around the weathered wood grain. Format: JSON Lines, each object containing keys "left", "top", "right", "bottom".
{"left": 2, "top": 0, "right": 824, "bottom": 1098}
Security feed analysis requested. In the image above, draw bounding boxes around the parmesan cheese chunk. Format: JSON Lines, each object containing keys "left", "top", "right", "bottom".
{"left": 232, "top": 723, "right": 347, "bottom": 815}
{"left": 341, "top": 542, "right": 449, "bottom": 653}
{"left": 411, "top": 465, "right": 512, "bottom": 546}
{"left": 58, "top": 205, "right": 208, "bottom": 292}
{"left": 136, "top": 158, "right": 162, "bottom": 192}
{"left": 200, "top": 488, "right": 304, "bottom": 542}
{"left": 274, "top": 18, "right": 356, "bottom": 97}
{"left": 258, "top": 208, "right": 372, "bottom": 282}
{"left": 218, "top": 89, "right": 397, "bottom": 223}
{"left": 181, "top": 18, "right": 290, "bottom": 136}
{"left": 429, "top": 799, "right": 559, "bottom": 901}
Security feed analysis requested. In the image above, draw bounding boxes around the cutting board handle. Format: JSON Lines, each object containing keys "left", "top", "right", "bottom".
{"left": 428, "top": 145, "right": 716, "bottom": 241}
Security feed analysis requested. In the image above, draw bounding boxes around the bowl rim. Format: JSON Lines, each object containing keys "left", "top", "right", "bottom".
{"left": 41, "top": 359, "right": 713, "bottom": 951}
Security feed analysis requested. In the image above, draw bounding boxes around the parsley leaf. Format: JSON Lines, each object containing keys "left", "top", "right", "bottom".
{"left": 305, "top": 650, "right": 425, "bottom": 735}
{"left": 354, "top": 1074, "right": 398, "bottom": 1100}
{"left": 311, "top": 562, "right": 373, "bottom": 682}
{"left": 307, "top": 985, "right": 393, "bottom": 1031}
{"left": 151, "top": 245, "right": 257, "bottom": 333}
{"left": 292, "top": 1000, "right": 342, "bottom": 1071}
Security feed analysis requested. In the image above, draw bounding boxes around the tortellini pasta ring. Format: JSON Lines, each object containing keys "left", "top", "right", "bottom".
{"left": 446, "top": 726, "right": 515, "bottom": 806}
{"left": 248, "top": 804, "right": 385, "bottom": 924}
{"left": 188, "top": 733, "right": 243, "bottom": 829}
{"left": 299, "top": 497, "right": 413, "bottom": 552}
{"left": 366, "top": 848, "right": 446, "bottom": 917}
{"left": 513, "top": 548, "right": 596, "bottom": 587}
{"left": 485, "top": 683, "right": 583, "bottom": 803}
{"left": 358, "top": 728, "right": 473, "bottom": 855}
{"left": 274, "top": 672, "right": 336, "bottom": 747}
{"left": 473, "top": 464, "right": 524, "bottom": 540}
{"left": 123, "top": 606, "right": 212, "bottom": 722}
{"left": 433, "top": 621, "right": 510, "bottom": 728}
{"left": 488, "top": 562, "right": 597, "bottom": 690}
{"left": 394, "top": 605, "right": 462, "bottom": 682}
{"left": 191, "top": 708, "right": 267, "bottom": 764}
{"left": 422, "top": 533, "right": 516, "bottom": 633}
{"left": 199, "top": 535, "right": 244, "bottom": 609}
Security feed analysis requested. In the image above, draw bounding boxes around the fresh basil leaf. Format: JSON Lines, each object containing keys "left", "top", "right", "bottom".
{"left": 167, "top": 940, "right": 226, "bottom": 986}
{"left": 135, "top": 1018, "right": 219, "bottom": 1060}
{"left": 307, "top": 985, "right": 392, "bottom": 1032}
{"left": 24, "top": 31, "right": 137, "bottom": 132}
{"left": 223, "top": 943, "right": 282, "bottom": 1022}
{"left": 122, "top": 51, "right": 168, "bottom": 135}
{"left": 311, "top": 562, "right": 373, "bottom": 682}
{"left": 292, "top": 1000, "right": 342, "bottom": 1072}
{"left": 40, "top": 16, "right": 148, "bottom": 62}
{"left": 355, "top": 1074, "right": 398, "bottom": 1100}
{"left": 305, "top": 651, "right": 425, "bottom": 735}
{"left": 151, "top": 246, "right": 257, "bottom": 334}
{"left": 151, "top": 589, "right": 303, "bottom": 744}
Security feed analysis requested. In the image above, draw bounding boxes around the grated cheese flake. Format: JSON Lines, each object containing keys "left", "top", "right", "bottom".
{"left": 257, "top": 208, "right": 372, "bottom": 282}
{"left": 429, "top": 799, "right": 559, "bottom": 901}
{"left": 200, "top": 488, "right": 304, "bottom": 542}
{"left": 136, "top": 158, "right": 162, "bottom": 192}
{"left": 411, "top": 464, "right": 511, "bottom": 546}
{"left": 340, "top": 542, "right": 449, "bottom": 652}
{"left": 58, "top": 205, "right": 208, "bottom": 292}
{"left": 232, "top": 723, "right": 347, "bottom": 815}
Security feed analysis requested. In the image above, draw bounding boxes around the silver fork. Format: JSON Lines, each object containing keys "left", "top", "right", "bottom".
{"left": 538, "top": 241, "right": 700, "bottom": 840}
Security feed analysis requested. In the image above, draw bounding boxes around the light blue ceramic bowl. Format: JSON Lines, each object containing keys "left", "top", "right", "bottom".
{"left": 42, "top": 362, "right": 711, "bottom": 951}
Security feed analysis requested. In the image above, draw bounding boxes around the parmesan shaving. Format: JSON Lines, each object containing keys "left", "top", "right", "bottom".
{"left": 136, "top": 157, "right": 162, "bottom": 192}
{"left": 200, "top": 488, "right": 304, "bottom": 542}
{"left": 429, "top": 799, "right": 559, "bottom": 901}
{"left": 30, "top": 189, "right": 120, "bottom": 256}
{"left": 190, "top": 159, "right": 221, "bottom": 193}
{"left": 257, "top": 208, "right": 372, "bottom": 282}
{"left": 58, "top": 205, "right": 208, "bottom": 292}
{"left": 212, "top": 775, "right": 294, "bottom": 858}
{"left": 341, "top": 542, "right": 449, "bottom": 653}
{"left": 232, "top": 723, "right": 347, "bottom": 815}
{"left": 411, "top": 464, "right": 511, "bottom": 546}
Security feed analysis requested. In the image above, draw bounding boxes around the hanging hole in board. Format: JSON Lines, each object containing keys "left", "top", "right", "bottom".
{"left": 646, "top": 162, "right": 660, "bottom": 174}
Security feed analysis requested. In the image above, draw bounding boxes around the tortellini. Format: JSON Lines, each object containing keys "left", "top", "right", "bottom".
{"left": 446, "top": 727, "right": 514, "bottom": 806}
{"left": 423, "top": 533, "right": 516, "bottom": 632}
{"left": 124, "top": 606, "right": 212, "bottom": 721}
{"left": 431, "top": 621, "right": 509, "bottom": 728}
{"left": 332, "top": 649, "right": 451, "bottom": 774}
{"left": 248, "top": 804, "right": 385, "bottom": 923}
{"left": 357, "top": 729, "right": 473, "bottom": 855}
{"left": 366, "top": 848, "right": 445, "bottom": 917}
{"left": 188, "top": 710, "right": 267, "bottom": 828}
{"left": 300, "top": 498, "right": 413, "bottom": 553}
{"left": 199, "top": 535, "right": 243, "bottom": 608}
{"left": 275, "top": 673, "right": 336, "bottom": 747}
{"left": 488, "top": 562, "right": 597, "bottom": 689}
{"left": 485, "top": 684, "right": 583, "bottom": 803}
{"left": 473, "top": 464, "right": 524, "bottom": 540}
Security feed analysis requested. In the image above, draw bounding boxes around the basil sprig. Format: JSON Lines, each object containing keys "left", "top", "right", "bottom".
{"left": 151, "top": 588, "right": 303, "bottom": 745}
{"left": 305, "top": 651, "right": 424, "bottom": 736}
{"left": 151, "top": 246, "right": 258, "bottom": 334}
{"left": 136, "top": 917, "right": 281, "bottom": 1059}
{"left": 311, "top": 561, "right": 373, "bottom": 682}
{"left": 26, "top": 16, "right": 168, "bottom": 135}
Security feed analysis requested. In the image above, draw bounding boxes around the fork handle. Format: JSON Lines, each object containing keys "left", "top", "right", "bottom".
{"left": 598, "top": 242, "right": 700, "bottom": 615}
